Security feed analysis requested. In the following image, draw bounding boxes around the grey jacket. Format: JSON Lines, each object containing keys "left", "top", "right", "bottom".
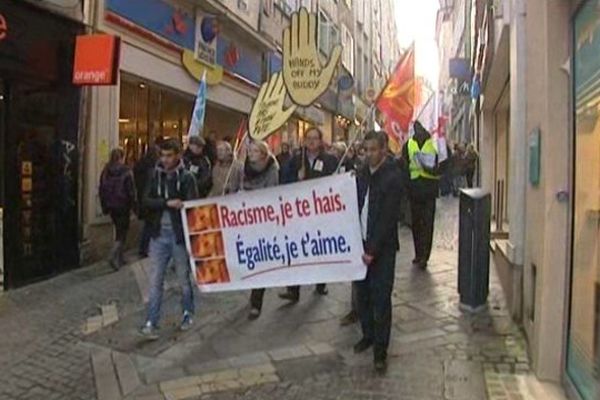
{"left": 242, "top": 156, "right": 279, "bottom": 191}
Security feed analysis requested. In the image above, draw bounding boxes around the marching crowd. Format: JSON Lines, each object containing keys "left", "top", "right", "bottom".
{"left": 97, "top": 122, "right": 477, "bottom": 374}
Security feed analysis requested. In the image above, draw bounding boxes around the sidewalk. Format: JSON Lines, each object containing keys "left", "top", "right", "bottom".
{"left": 0, "top": 198, "right": 566, "bottom": 400}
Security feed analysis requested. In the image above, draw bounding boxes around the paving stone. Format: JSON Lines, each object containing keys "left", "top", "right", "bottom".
{"left": 91, "top": 349, "right": 120, "bottom": 400}
{"left": 307, "top": 342, "right": 334, "bottom": 355}
{"left": 163, "top": 385, "right": 201, "bottom": 400}
{"left": 159, "top": 376, "right": 202, "bottom": 392}
{"left": 228, "top": 352, "right": 271, "bottom": 368}
{"left": 113, "top": 351, "right": 141, "bottom": 396}
{"left": 444, "top": 360, "right": 486, "bottom": 400}
{"left": 268, "top": 345, "right": 312, "bottom": 362}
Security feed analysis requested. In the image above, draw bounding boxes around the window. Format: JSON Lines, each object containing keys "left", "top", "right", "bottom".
{"left": 318, "top": 9, "right": 339, "bottom": 55}
{"left": 119, "top": 74, "right": 194, "bottom": 165}
{"left": 356, "top": 0, "right": 364, "bottom": 25}
{"left": 356, "top": 48, "right": 363, "bottom": 92}
{"left": 238, "top": 0, "right": 248, "bottom": 12}
{"left": 276, "top": 0, "right": 296, "bottom": 15}
{"left": 263, "top": 0, "right": 273, "bottom": 15}
{"left": 299, "top": 0, "right": 311, "bottom": 11}
{"left": 341, "top": 24, "right": 354, "bottom": 74}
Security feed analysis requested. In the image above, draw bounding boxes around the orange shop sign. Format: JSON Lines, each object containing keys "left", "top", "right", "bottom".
{"left": 72, "top": 34, "right": 120, "bottom": 85}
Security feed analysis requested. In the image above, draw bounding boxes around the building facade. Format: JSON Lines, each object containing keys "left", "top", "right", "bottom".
{"left": 446, "top": 0, "right": 600, "bottom": 398}
{"left": 0, "top": 0, "right": 402, "bottom": 288}
{"left": 0, "top": 0, "right": 86, "bottom": 289}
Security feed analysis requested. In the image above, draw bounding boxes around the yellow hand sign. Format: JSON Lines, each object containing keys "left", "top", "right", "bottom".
{"left": 283, "top": 8, "right": 342, "bottom": 107}
{"left": 249, "top": 72, "right": 297, "bottom": 141}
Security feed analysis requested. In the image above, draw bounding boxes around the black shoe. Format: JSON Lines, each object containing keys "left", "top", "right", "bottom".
{"left": 279, "top": 292, "right": 300, "bottom": 303}
{"left": 315, "top": 285, "right": 328, "bottom": 296}
{"left": 418, "top": 261, "right": 428, "bottom": 270}
{"left": 340, "top": 310, "right": 358, "bottom": 326}
{"left": 248, "top": 308, "right": 261, "bottom": 320}
{"left": 374, "top": 348, "right": 387, "bottom": 374}
{"left": 353, "top": 338, "right": 373, "bottom": 354}
{"left": 374, "top": 357, "right": 387, "bottom": 374}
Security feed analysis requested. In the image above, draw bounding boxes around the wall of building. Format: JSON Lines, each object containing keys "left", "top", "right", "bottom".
{"left": 523, "top": 0, "right": 571, "bottom": 383}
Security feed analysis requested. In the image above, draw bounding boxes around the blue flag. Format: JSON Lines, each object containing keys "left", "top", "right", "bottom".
{"left": 188, "top": 71, "right": 207, "bottom": 137}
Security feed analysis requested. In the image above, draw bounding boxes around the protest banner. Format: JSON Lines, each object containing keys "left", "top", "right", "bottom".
{"left": 181, "top": 173, "right": 365, "bottom": 292}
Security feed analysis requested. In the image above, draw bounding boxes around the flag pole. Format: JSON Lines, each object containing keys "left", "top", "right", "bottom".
{"left": 335, "top": 102, "right": 376, "bottom": 173}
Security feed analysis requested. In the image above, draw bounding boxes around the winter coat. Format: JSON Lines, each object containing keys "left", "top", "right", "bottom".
{"left": 209, "top": 159, "right": 244, "bottom": 197}
{"left": 133, "top": 150, "right": 158, "bottom": 219}
{"left": 142, "top": 160, "right": 199, "bottom": 244}
{"left": 242, "top": 156, "right": 279, "bottom": 191}
{"left": 357, "top": 158, "right": 404, "bottom": 258}
{"left": 281, "top": 149, "right": 338, "bottom": 184}
{"left": 99, "top": 164, "right": 136, "bottom": 214}
{"left": 183, "top": 149, "right": 213, "bottom": 198}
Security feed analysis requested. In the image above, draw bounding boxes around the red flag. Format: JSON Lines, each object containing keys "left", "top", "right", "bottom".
{"left": 376, "top": 45, "right": 415, "bottom": 149}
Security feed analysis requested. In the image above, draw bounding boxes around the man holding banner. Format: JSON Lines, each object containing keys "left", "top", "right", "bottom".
{"left": 354, "top": 130, "right": 404, "bottom": 374}
{"left": 279, "top": 127, "right": 338, "bottom": 301}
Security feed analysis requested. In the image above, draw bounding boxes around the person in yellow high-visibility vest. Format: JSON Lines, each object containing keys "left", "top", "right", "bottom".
{"left": 401, "top": 121, "right": 447, "bottom": 269}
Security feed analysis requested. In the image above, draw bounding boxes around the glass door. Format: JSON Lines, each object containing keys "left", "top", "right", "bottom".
{"left": 568, "top": 1, "right": 600, "bottom": 398}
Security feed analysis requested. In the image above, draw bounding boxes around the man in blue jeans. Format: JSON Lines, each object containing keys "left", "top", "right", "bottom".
{"left": 139, "top": 138, "right": 199, "bottom": 340}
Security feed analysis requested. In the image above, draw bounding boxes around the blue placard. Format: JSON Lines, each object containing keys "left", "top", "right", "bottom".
{"left": 217, "top": 35, "right": 262, "bottom": 85}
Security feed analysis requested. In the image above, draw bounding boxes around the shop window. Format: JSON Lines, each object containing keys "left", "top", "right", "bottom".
{"left": 263, "top": 0, "right": 273, "bottom": 15}
{"left": 237, "top": 0, "right": 248, "bottom": 12}
{"left": 118, "top": 75, "right": 193, "bottom": 165}
{"left": 318, "top": 9, "right": 339, "bottom": 56}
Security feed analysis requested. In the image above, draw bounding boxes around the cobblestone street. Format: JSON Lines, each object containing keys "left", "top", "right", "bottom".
{"left": 0, "top": 198, "right": 565, "bottom": 400}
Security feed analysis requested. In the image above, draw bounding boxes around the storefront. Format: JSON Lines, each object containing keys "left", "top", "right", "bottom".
{"left": 82, "top": 0, "right": 263, "bottom": 262}
{"left": 0, "top": 1, "right": 82, "bottom": 288}
{"left": 567, "top": 1, "right": 600, "bottom": 398}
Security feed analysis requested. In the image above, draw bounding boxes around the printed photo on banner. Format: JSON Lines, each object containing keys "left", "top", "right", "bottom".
{"left": 181, "top": 174, "right": 366, "bottom": 292}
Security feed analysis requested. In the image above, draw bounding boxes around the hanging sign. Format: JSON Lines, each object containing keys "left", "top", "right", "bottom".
{"left": 72, "top": 34, "right": 121, "bottom": 85}
{"left": 195, "top": 11, "right": 218, "bottom": 65}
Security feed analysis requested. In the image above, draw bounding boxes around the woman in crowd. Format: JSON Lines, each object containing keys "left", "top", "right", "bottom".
{"left": 242, "top": 140, "right": 280, "bottom": 319}
{"left": 209, "top": 141, "right": 243, "bottom": 197}
{"left": 99, "top": 148, "right": 136, "bottom": 270}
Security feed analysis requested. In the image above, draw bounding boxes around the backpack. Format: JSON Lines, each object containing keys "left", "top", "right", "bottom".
{"left": 99, "top": 168, "right": 131, "bottom": 213}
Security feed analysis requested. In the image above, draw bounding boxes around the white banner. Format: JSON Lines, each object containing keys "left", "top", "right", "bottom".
{"left": 181, "top": 174, "right": 366, "bottom": 292}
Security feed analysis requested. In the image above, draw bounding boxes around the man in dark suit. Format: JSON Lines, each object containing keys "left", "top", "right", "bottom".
{"left": 353, "top": 130, "right": 403, "bottom": 374}
{"left": 279, "top": 127, "right": 338, "bottom": 302}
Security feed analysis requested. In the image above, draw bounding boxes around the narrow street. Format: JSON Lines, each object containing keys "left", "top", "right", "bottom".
{"left": 0, "top": 199, "right": 562, "bottom": 400}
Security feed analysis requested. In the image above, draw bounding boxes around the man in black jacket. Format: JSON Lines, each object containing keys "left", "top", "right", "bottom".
{"left": 134, "top": 139, "right": 161, "bottom": 257}
{"left": 279, "top": 127, "right": 338, "bottom": 301}
{"left": 184, "top": 136, "right": 212, "bottom": 198}
{"left": 354, "top": 130, "right": 403, "bottom": 374}
{"left": 139, "top": 138, "right": 199, "bottom": 340}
